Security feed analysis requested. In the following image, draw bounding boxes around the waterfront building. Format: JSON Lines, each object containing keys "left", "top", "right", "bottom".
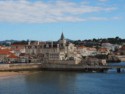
{"left": 19, "top": 53, "right": 29, "bottom": 63}
{"left": 77, "top": 46, "right": 97, "bottom": 56}
{"left": 97, "top": 48, "right": 110, "bottom": 55}
{"left": 25, "top": 33, "right": 79, "bottom": 63}
{"left": 11, "top": 43, "right": 27, "bottom": 56}
{"left": 119, "top": 45, "right": 125, "bottom": 55}
{"left": 101, "top": 43, "right": 120, "bottom": 51}
{"left": 8, "top": 54, "right": 18, "bottom": 62}
{"left": 0, "top": 48, "right": 18, "bottom": 63}
{"left": 86, "top": 47, "right": 97, "bottom": 56}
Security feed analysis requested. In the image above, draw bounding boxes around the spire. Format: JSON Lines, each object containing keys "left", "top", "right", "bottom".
{"left": 60, "top": 32, "right": 64, "bottom": 40}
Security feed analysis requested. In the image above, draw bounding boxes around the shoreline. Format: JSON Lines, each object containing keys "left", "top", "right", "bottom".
{"left": 0, "top": 63, "right": 125, "bottom": 74}
{"left": 0, "top": 71, "right": 33, "bottom": 79}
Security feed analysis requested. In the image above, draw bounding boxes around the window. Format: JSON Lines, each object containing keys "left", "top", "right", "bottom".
{"left": 28, "top": 46, "right": 31, "bottom": 49}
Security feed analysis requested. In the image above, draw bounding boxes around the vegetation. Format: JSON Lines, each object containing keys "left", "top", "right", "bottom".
{"left": 73, "top": 37, "right": 125, "bottom": 47}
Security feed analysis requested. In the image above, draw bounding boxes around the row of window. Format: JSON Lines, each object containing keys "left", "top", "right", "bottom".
{"left": 49, "top": 53, "right": 59, "bottom": 58}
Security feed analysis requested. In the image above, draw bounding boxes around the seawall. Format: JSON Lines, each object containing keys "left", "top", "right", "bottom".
{"left": 117, "top": 55, "right": 125, "bottom": 62}
{"left": 0, "top": 63, "right": 107, "bottom": 72}
{"left": 0, "top": 63, "right": 42, "bottom": 71}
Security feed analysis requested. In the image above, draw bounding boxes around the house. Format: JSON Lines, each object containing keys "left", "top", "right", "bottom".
{"left": 19, "top": 53, "right": 29, "bottom": 63}
{"left": 8, "top": 54, "right": 18, "bottom": 62}
{"left": 98, "top": 48, "right": 110, "bottom": 55}
{"left": 87, "top": 47, "right": 97, "bottom": 56}
{"left": 101, "top": 43, "right": 121, "bottom": 51}
{"left": 0, "top": 48, "right": 18, "bottom": 63}
{"left": 77, "top": 46, "right": 97, "bottom": 56}
{"left": 119, "top": 45, "right": 125, "bottom": 55}
{"left": 77, "top": 46, "right": 88, "bottom": 56}
{"left": 11, "top": 43, "right": 27, "bottom": 56}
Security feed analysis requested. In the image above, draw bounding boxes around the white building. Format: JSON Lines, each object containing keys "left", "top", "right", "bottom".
{"left": 77, "top": 46, "right": 97, "bottom": 56}
{"left": 101, "top": 43, "right": 121, "bottom": 51}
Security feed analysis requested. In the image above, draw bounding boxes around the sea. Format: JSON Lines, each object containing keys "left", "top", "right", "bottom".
{"left": 0, "top": 62, "right": 125, "bottom": 94}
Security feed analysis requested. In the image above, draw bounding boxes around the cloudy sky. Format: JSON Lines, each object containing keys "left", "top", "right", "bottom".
{"left": 0, "top": 0, "right": 125, "bottom": 41}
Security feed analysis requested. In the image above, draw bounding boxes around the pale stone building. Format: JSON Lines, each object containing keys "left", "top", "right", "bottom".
{"left": 77, "top": 46, "right": 97, "bottom": 56}
{"left": 25, "top": 33, "right": 78, "bottom": 63}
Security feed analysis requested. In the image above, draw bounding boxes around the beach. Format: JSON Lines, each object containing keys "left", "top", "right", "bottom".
{"left": 0, "top": 71, "right": 32, "bottom": 79}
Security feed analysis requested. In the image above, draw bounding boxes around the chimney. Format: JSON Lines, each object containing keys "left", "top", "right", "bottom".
{"left": 51, "top": 41, "right": 53, "bottom": 48}
{"left": 28, "top": 41, "right": 31, "bottom": 45}
{"left": 57, "top": 44, "right": 59, "bottom": 48}
{"left": 37, "top": 41, "right": 39, "bottom": 45}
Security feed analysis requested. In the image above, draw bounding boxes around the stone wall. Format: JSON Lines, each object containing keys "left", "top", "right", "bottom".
{"left": 0, "top": 63, "right": 42, "bottom": 71}
{"left": 43, "top": 60, "right": 76, "bottom": 65}
{"left": 0, "top": 60, "right": 107, "bottom": 72}
{"left": 117, "top": 55, "right": 125, "bottom": 62}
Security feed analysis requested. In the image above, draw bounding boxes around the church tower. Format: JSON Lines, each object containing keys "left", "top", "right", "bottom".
{"left": 59, "top": 32, "right": 66, "bottom": 48}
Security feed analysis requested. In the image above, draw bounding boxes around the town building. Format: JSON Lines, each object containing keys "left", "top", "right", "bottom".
{"left": 101, "top": 43, "right": 121, "bottom": 52}
{"left": 97, "top": 48, "right": 110, "bottom": 55}
{"left": 119, "top": 45, "right": 125, "bottom": 55}
{"left": 77, "top": 46, "right": 97, "bottom": 56}
{"left": 25, "top": 33, "right": 80, "bottom": 64}
{"left": 11, "top": 42, "right": 27, "bottom": 56}
{"left": 0, "top": 47, "right": 18, "bottom": 63}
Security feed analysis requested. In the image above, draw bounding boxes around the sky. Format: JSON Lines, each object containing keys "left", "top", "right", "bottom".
{"left": 0, "top": 0, "right": 125, "bottom": 41}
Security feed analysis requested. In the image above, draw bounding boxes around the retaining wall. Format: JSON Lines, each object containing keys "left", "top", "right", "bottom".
{"left": 0, "top": 63, "right": 42, "bottom": 71}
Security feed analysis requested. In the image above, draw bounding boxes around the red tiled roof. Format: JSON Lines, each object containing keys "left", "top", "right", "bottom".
{"left": 8, "top": 54, "right": 18, "bottom": 58}
{"left": 77, "top": 46, "right": 87, "bottom": 49}
{"left": 0, "top": 49, "right": 12, "bottom": 55}
{"left": 87, "top": 47, "right": 96, "bottom": 51}
{"left": 0, "top": 48, "right": 18, "bottom": 58}
{"left": 121, "top": 46, "right": 125, "bottom": 50}
{"left": 98, "top": 48, "right": 108, "bottom": 52}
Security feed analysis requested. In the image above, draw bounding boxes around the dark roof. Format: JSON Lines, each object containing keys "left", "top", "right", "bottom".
{"left": 60, "top": 32, "right": 64, "bottom": 40}
{"left": 12, "top": 41, "right": 28, "bottom": 45}
{"left": 43, "top": 44, "right": 58, "bottom": 48}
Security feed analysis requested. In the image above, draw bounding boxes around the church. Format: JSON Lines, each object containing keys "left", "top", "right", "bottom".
{"left": 25, "top": 33, "right": 78, "bottom": 63}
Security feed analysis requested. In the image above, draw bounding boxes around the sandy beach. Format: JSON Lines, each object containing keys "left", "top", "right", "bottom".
{"left": 0, "top": 71, "right": 32, "bottom": 79}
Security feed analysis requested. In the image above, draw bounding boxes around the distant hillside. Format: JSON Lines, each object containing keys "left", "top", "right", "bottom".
{"left": 0, "top": 40, "right": 18, "bottom": 46}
